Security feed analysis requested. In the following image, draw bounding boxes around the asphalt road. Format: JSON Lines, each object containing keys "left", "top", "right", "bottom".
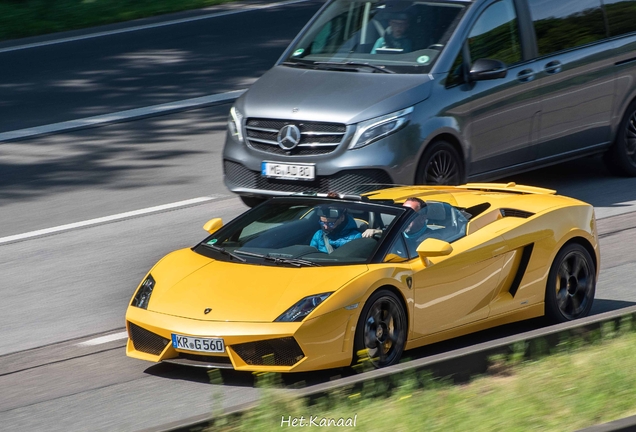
{"left": 2, "top": 1, "right": 636, "bottom": 431}
{"left": 0, "top": 0, "right": 323, "bottom": 133}
{"left": 2, "top": 104, "right": 636, "bottom": 431}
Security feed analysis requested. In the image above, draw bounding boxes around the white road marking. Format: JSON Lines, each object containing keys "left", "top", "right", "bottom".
{"left": 0, "top": 196, "right": 216, "bottom": 245}
{"left": 77, "top": 331, "right": 129, "bottom": 347}
{"left": 0, "top": 0, "right": 311, "bottom": 54}
{"left": 0, "top": 90, "right": 246, "bottom": 142}
{"left": 595, "top": 202, "right": 636, "bottom": 220}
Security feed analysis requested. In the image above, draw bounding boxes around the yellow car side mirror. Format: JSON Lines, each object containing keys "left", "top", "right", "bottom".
{"left": 203, "top": 218, "right": 223, "bottom": 234}
{"left": 416, "top": 238, "right": 452, "bottom": 259}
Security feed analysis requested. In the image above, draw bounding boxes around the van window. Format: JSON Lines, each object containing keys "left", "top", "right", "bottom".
{"left": 603, "top": 0, "right": 636, "bottom": 36}
{"left": 283, "top": 0, "right": 467, "bottom": 74}
{"left": 445, "top": 51, "right": 465, "bottom": 87}
{"left": 467, "top": 0, "right": 521, "bottom": 65}
{"left": 526, "top": 0, "right": 607, "bottom": 56}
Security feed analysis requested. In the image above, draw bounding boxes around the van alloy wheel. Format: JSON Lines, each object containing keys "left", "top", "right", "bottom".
{"left": 624, "top": 110, "right": 636, "bottom": 164}
{"left": 604, "top": 100, "right": 636, "bottom": 176}
{"left": 417, "top": 140, "right": 463, "bottom": 185}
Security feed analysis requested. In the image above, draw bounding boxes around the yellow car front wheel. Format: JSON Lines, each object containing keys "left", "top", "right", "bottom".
{"left": 353, "top": 290, "right": 407, "bottom": 369}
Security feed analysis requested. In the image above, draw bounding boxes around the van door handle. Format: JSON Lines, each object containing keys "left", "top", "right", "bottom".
{"left": 544, "top": 60, "right": 562, "bottom": 74}
{"left": 517, "top": 69, "right": 535, "bottom": 82}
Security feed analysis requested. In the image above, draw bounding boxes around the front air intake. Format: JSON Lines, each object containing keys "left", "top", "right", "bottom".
{"left": 128, "top": 322, "right": 170, "bottom": 355}
{"left": 232, "top": 337, "right": 305, "bottom": 366}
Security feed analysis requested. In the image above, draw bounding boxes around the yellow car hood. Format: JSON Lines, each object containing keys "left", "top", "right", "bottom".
{"left": 147, "top": 249, "right": 367, "bottom": 322}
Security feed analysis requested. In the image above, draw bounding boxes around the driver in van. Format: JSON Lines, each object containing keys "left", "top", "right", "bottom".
{"left": 371, "top": 12, "right": 412, "bottom": 54}
{"left": 310, "top": 206, "right": 362, "bottom": 253}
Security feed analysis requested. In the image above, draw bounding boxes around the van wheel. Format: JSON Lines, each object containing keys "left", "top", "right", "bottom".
{"left": 545, "top": 243, "right": 595, "bottom": 323}
{"left": 353, "top": 290, "right": 406, "bottom": 369}
{"left": 240, "top": 196, "right": 266, "bottom": 207}
{"left": 416, "top": 140, "right": 463, "bottom": 185}
{"left": 604, "top": 100, "right": 636, "bottom": 176}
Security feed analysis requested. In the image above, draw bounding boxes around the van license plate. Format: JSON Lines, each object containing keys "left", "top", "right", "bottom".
{"left": 261, "top": 162, "right": 315, "bottom": 180}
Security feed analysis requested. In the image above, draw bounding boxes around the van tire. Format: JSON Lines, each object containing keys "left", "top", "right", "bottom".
{"left": 604, "top": 100, "right": 636, "bottom": 176}
{"left": 415, "top": 140, "right": 463, "bottom": 185}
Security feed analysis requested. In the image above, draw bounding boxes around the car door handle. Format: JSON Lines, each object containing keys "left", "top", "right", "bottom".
{"left": 544, "top": 60, "right": 562, "bottom": 74}
{"left": 517, "top": 69, "right": 535, "bottom": 82}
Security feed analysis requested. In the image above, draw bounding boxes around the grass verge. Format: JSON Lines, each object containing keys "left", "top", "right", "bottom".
{"left": 0, "top": 0, "right": 240, "bottom": 42}
{"left": 205, "top": 318, "right": 636, "bottom": 431}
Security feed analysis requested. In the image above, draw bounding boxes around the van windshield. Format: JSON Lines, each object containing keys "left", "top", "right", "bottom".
{"left": 283, "top": 0, "right": 468, "bottom": 74}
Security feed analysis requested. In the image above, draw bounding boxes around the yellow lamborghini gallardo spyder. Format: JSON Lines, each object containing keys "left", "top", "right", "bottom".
{"left": 125, "top": 183, "right": 599, "bottom": 372}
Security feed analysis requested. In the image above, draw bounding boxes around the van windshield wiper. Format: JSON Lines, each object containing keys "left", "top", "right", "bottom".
{"left": 205, "top": 244, "right": 246, "bottom": 262}
{"left": 282, "top": 60, "right": 359, "bottom": 73}
{"left": 282, "top": 60, "right": 315, "bottom": 69}
{"left": 233, "top": 250, "right": 321, "bottom": 267}
{"left": 314, "top": 61, "right": 395, "bottom": 74}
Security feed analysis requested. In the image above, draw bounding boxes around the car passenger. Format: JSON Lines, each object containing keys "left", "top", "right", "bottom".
{"left": 310, "top": 206, "right": 362, "bottom": 253}
{"left": 362, "top": 197, "right": 425, "bottom": 238}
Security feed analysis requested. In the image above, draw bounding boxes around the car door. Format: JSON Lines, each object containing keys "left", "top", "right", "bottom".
{"left": 463, "top": 0, "right": 541, "bottom": 175}
{"left": 409, "top": 233, "right": 509, "bottom": 339}
{"left": 525, "top": 0, "right": 616, "bottom": 160}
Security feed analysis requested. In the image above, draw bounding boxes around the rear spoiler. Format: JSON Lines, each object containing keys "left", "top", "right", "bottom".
{"left": 456, "top": 182, "right": 556, "bottom": 195}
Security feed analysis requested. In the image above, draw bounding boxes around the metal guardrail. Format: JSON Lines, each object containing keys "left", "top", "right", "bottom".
{"left": 141, "top": 304, "right": 636, "bottom": 432}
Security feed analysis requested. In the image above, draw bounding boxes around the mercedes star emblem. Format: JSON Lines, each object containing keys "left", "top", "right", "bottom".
{"left": 277, "top": 124, "right": 301, "bottom": 150}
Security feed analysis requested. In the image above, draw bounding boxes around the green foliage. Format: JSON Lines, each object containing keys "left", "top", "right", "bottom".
{"left": 0, "top": 0, "right": 236, "bottom": 42}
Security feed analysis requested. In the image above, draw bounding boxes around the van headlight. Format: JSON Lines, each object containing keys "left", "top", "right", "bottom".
{"left": 228, "top": 106, "right": 244, "bottom": 143}
{"left": 349, "top": 107, "right": 413, "bottom": 149}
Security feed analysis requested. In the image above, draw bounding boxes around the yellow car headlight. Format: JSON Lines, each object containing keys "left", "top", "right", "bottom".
{"left": 131, "top": 275, "right": 155, "bottom": 309}
{"left": 275, "top": 292, "right": 332, "bottom": 322}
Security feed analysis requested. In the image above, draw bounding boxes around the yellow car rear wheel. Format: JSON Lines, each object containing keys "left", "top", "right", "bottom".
{"left": 545, "top": 243, "right": 596, "bottom": 323}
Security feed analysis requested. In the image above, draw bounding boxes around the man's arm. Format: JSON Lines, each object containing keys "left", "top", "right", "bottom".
{"left": 362, "top": 228, "right": 382, "bottom": 238}
{"left": 331, "top": 232, "right": 362, "bottom": 248}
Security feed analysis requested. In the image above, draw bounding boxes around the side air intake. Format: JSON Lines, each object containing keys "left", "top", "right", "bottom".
{"left": 500, "top": 208, "right": 534, "bottom": 218}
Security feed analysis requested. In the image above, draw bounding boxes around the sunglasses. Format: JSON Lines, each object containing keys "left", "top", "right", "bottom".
{"left": 320, "top": 219, "right": 338, "bottom": 228}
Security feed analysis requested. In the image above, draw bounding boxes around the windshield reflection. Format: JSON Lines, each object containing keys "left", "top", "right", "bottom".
{"left": 285, "top": 0, "right": 467, "bottom": 74}
{"left": 195, "top": 199, "right": 405, "bottom": 266}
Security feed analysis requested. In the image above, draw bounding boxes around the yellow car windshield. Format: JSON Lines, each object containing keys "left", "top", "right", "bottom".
{"left": 196, "top": 198, "right": 405, "bottom": 266}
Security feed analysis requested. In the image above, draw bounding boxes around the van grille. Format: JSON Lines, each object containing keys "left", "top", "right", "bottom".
{"left": 245, "top": 118, "right": 346, "bottom": 156}
{"left": 128, "top": 322, "right": 170, "bottom": 356}
{"left": 232, "top": 337, "right": 305, "bottom": 366}
{"left": 224, "top": 160, "right": 392, "bottom": 194}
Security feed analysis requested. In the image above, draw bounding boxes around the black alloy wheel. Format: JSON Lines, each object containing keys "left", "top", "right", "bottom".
{"left": 416, "top": 140, "right": 463, "bottom": 185}
{"left": 545, "top": 243, "right": 596, "bottom": 323}
{"left": 604, "top": 100, "right": 636, "bottom": 176}
{"left": 353, "top": 290, "right": 407, "bottom": 368}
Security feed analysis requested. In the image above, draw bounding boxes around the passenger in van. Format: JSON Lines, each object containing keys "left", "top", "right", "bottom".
{"left": 310, "top": 206, "right": 362, "bottom": 253}
{"left": 371, "top": 13, "right": 412, "bottom": 54}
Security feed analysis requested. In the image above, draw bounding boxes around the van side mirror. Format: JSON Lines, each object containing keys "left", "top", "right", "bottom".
{"left": 203, "top": 218, "right": 223, "bottom": 234}
{"left": 469, "top": 58, "right": 507, "bottom": 81}
{"left": 416, "top": 238, "right": 453, "bottom": 259}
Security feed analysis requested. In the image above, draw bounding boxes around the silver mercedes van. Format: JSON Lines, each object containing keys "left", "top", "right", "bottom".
{"left": 223, "top": 0, "right": 636, "bottom": 206}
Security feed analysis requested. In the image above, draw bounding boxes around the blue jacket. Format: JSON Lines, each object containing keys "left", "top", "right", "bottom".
{"left": 310, "top": 216, "right": 362, "bottom": 253}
